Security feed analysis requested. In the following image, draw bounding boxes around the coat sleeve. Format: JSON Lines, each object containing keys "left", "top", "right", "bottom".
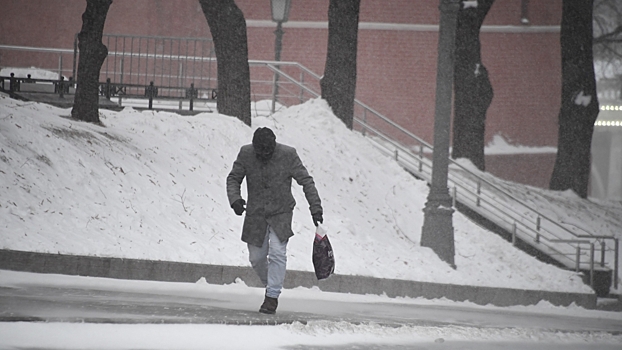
{"left": 226, "top": 148, "right": 246, "bottom": 206}
{"left": 290, "top": 150, "right": 323, "bottom": 215}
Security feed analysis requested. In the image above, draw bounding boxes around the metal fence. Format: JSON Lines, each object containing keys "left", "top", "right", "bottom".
{"left": 93, "top": 34, "right": 217, "bottom": 100}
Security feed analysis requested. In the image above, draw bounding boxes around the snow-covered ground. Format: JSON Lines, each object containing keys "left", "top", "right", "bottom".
{"left": 484, "top": 134, "right": 558, "bottom": 155}
{"left": 3, "top": 88, "right": 621, "bottom": 296}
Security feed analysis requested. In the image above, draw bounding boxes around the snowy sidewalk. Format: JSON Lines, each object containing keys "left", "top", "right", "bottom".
{"left": 1, "top": 270, "right": 621, "bottom": 350}
{"left": 0, "top": 249, "right": 598, "bottom": 309}
{"left": 1, "top": 269, "right": 621, "bottom": 331}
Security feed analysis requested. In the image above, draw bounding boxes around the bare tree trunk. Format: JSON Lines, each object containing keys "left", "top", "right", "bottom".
{"left": 71, "top": 0, "right": 112, "bottom": 124}
{"left": 199, "top": 0, "right": 251, "bottom": 126}
{"left": 451, "top": 0, "right": 494, "bottom": 171}
{"left": 321, "top": 0, "right": 360, "bottom": 130}
{"left": 549, "top": 0, "right": 599, "bottom": 198}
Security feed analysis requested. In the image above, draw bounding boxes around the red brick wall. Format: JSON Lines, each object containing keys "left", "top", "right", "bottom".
{"left": 486, "top": 153, "right": 557, "bottom": 189}
{"left": 483, "top": 33, "right": 561, "bottom": 147}
{"left": 0, "top": 0, "right": 563, "bottom": 188}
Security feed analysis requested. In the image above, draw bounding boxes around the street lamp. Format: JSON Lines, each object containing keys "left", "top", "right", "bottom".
{"left": 270, "top": 0, "right": 291, "bottom": 113}
{"left": 420, "top": 0, "right": 461, "bottom": 269}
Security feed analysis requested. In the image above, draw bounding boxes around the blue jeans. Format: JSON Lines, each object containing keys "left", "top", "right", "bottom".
{"left": 247, "top": 225, "right": 288, "bottom": 298}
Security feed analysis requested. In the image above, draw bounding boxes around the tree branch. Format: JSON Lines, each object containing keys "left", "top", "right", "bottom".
{"left": 594, "top": 25, "right": 622, "bottom": 44}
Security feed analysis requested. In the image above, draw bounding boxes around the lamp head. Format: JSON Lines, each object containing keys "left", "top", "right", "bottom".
{"left": 271, "top": 0, "right": 291, "bottom": 22}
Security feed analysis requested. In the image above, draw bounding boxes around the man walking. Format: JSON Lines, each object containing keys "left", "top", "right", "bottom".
{"left": 226, "top": 127, "right": 323, "bottom": 314}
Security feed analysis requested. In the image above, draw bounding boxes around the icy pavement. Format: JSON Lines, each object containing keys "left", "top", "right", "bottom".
{"left": 0, "top": 270, "right": 621, "bottom": 349}
{"left": 5, "top": 283, "right": 618, "bottom": 332}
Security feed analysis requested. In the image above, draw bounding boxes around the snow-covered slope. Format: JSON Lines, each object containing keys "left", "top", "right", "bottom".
{"left": 0, "top": 94, "right": 595, "bottom": 293}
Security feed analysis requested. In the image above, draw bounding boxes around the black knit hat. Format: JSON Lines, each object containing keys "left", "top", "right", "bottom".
{"left": 252, "top": 127, "right": 276, "bottom": 161}
{"left": 252, "top": 127, "right": 276, "bottom": 146}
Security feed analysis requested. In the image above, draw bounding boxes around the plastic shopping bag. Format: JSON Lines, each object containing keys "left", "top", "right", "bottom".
{"left": 312, "top": 224, "right": 335, "bottom": 280}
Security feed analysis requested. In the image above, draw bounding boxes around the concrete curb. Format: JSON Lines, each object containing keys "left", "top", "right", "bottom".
{"left": 0, "top": 249, "right": 597, "bottom": 309}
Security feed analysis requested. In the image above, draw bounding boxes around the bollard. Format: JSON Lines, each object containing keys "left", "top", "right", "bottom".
{"left": 9, "top": 73, "right": 19, "bottom": 92}
{"left": 68, "top": 77, "right": 74, "bottom": 92}
{"left": 145, "top": 81, "right": 157, "bottom": 110}
{"left": 58, "top": 76, "right": 65, "bottom": 98}
{"left": 186, "top": 83, "right": 197, "bottom": 111}
{"left": 105, "top": 78, "right": 112, "bottom": 99}
{"left": 148, "top": 82, "right": 154, "bottom": 110}
{"left": 189, "top": 91, "right": 194, "bottom": 112}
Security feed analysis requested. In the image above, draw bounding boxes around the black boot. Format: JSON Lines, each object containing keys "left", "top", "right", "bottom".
{"left": 259, "top": 295, "right": 278, "bottom": 314}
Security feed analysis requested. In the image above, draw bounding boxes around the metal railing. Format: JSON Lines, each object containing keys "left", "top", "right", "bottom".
{"left": 350, "top": 101, "right": 619, "bottom": 291}
{"left": 258, "top": 60, "right": 620, "bottom": 292}
{"left": 1, "top": 43, "right": 618, "bottom": 291}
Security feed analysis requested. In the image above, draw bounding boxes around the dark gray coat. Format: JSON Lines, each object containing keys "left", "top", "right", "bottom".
{"left": 226, "top": 143, "right": 323, "bottom": 247}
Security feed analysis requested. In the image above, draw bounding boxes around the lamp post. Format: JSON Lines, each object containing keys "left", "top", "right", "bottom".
{"left": 271, "top": 0, "right": 291, "bottom": 114}
{"left": 420, "top": 0, "right": 461, "bottom": 269}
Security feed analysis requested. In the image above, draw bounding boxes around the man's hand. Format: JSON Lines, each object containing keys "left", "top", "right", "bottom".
{"left": 312, "top": 212, "right": 323, "bottom": 226}
{"left": 231, "top": 199, "right": 246, "bottom": 216}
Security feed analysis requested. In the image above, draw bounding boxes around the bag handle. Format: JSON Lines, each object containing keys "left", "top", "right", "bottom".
{"left": 315, "top": 224, "right": 327, "bottom": 240}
